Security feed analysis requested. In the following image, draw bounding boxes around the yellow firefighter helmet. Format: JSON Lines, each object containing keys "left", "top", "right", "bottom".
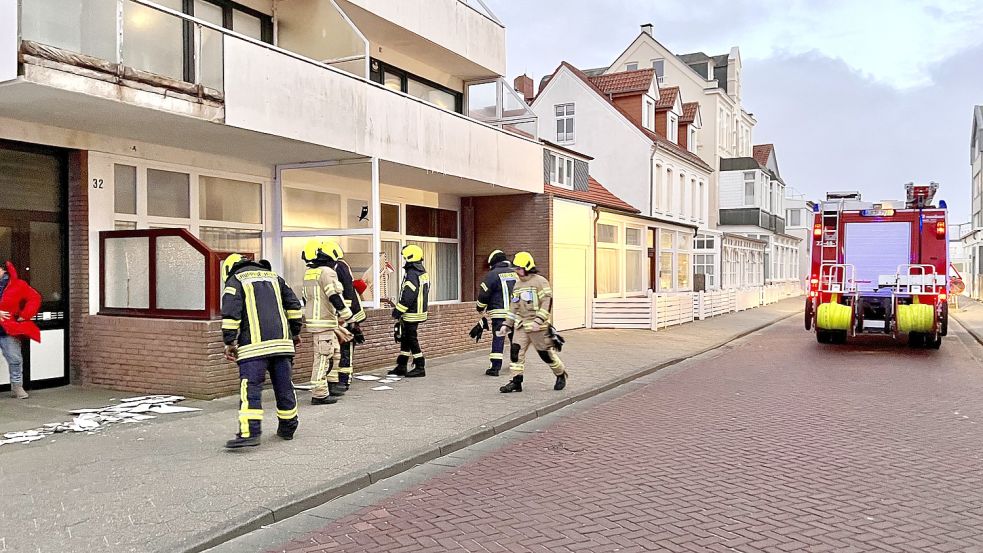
{"left": 401, "top": 244, "right": 424, "bottom": 263}
{"left": 513, "top": 251, "right": 536, "bottom": 271}
{"left": 222, "top": 253, "right": 245, "bottom": 281}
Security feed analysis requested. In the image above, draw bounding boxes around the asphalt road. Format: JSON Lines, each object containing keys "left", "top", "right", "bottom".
{"left": 267, "top": 318, "right": 983, "bottom": 553}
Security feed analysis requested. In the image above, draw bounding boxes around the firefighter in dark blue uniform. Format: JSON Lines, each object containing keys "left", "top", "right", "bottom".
{"left": 474, "top": 250, "right": 518, "bottom": 376}
{"left": 389, "top": 245, "right": 430, "bottom": 378}
{"left": 221, "top": 254, "right": 304, "bottom": 449}
{"left": 317, "top": 241, "right": 366, "bottom": 393}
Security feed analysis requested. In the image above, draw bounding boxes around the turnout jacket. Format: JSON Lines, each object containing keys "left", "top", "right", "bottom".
{"left": 394, "top": 261, "right": 430, "bottom": 323}
{"left": 302, "top": 263, "right": 352, "bottom": 331}
{"left": 504, "top": 272, "right": 553, "bottom": 330}
{"left": 326, "top": 259, "right": 366, "bottom": 323}
{"left": 222, "top": 261, "right": 304, "bottom": 360}
{"left": 476, "top": 261, "right": 518, "bottom": 319}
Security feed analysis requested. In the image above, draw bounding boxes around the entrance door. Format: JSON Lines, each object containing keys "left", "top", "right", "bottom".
{"left": 0, "top": 143, "right": 69, "bottom": 389}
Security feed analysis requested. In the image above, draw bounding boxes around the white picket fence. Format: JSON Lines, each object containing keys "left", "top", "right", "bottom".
{"left": 591, "top": 283, "right": 802, "bottom": 331}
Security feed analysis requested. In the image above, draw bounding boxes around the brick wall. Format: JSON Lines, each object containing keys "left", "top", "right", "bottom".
{"left": 82, "top": 303, "right": 484, "bottom": 400}
{"left": 613, "top": 94, "right": 643, "bottom": 127}
{"left": 67, "top": 151, "right": 88, "bottom": 384}
{"left": 463, "top": 194, "right": 552, "bottom": 297}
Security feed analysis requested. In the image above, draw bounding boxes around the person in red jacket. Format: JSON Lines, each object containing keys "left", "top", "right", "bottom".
{"left": 0, "top": 261, "right": 41, "bottom": 399}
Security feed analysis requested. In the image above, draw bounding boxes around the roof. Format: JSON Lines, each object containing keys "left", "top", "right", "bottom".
{"left": 655, "top": 86, "right": 680, "bottom": 109}
{"left": 973, "top": 106, "right": 983, "bottom": 156}
{"left": 681, "top": 102, "right": 699, "bottom": 123}
{"left": 550, "top": 62, "right": 713, "bottom": 173}
{"left": 542, "top": 140, "right": 594, "bottom": 161}
{"left": 546, "top": 176, "right": 640, "bottom": 214}
{"left": 752, "top": 144, "right": 774, "bottom": 167}
{"left": 588, "top": 69, "right": 655, "bottom": 96}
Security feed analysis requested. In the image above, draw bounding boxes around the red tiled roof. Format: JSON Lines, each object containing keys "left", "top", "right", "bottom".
{"left": 655, "top": 86, "right": 680, "bottom": 109}
{"left": 752, "top": 144, "right": 774, "bottom": 167}
{"left": 587, "top": 69, "right": 655, "bottom": 96}
{"left": 681, "top": 102, "right": 699, "bottom": 123}
{"left": 546, "top": 176, "right": 640, "bottom": 214}
{"left": 547, "top": 62, "right": 713, "bottom": 173}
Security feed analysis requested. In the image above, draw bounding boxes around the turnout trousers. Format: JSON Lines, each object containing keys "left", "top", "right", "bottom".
{"left": 395, "top": 321, "right": 425, "bottom": 370}
{"left": 509, "top": 327, "right": 565, "bottom": 377}
{"left": 237, "top": 355, "right": 298, "bottom": 438}
{"left": 310, "top": 331, "right": 341, "bottom": 398}
{"left": 489, "top": 318, "right": 507, "bottom": 372}
{"left": 338, "top": 337, "right": 355, "bottom": 386}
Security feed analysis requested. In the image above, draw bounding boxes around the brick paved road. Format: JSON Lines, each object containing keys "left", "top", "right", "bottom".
{"left": 271, "top": 319, "right": 983, "bottom": 553}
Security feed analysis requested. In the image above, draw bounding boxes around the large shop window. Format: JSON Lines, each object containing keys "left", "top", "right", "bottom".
{"left": 403, "top": 205, "right": 460, "bottom": 302}
{"left": 111, "top": 163, "right": 264, "bottom": 260}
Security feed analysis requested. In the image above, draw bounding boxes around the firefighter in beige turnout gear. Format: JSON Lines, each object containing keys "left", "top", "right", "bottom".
{"left": 498, "top": 252, "right": 567, "bottom": 393}
{"left": 301, "top": 239, "right": 353, "bottom": 405}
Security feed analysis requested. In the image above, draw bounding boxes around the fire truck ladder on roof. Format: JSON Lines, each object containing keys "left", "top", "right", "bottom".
{"left": 819, "top": 199, "right": 844, "bottom": 264}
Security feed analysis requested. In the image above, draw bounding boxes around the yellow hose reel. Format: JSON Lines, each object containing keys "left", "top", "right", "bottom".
{"left": 896, "top": 303, "right": 935, "bottom": 334}
{"left": 816, "top": 302, "right": 853, "bottom": 331}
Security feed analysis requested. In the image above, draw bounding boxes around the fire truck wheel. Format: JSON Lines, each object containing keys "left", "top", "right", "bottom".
{"left": 804, "top": 300, "right": 813, "bottom": 331}
{"left": 940, "top": 303, "right": 949, "bottom": 337}
{"left": 816, "top": 330, "right": 831, "bottom": 344}
{"left": 908, "top": 332, "right": 925, "bottom": 348}
{"left": 832, "top": 331, "right": 848, "bottom": 345}
{"left": 930, "top": 334, "right": 942, "bottom": 350}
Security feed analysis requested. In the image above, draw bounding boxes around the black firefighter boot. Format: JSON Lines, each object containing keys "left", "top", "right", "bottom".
{"left": 485, "top": 366, "right": 500, "bottom": 377}
{"left": 500, "top": 374, "right": 523, "bottom": 393}
{"left": 554, "top": 372, "right": 568, "bottom": 391}
{"left": 388, "top": 365, "right": 408, "bottom": 377}
{"left": 277, "top": 419, "right": 298, "bottom": 441}
{"left": 311, "top": 395, "right": 339, "bottom": 405}
{"left": 328, "top": 382, "right": 346, "bottom": 397}
{"left": 225, "top": 435, "right": 261, "bottom": 449}
{"left": 405, "top": 359, "right": 426, "bottom": 378}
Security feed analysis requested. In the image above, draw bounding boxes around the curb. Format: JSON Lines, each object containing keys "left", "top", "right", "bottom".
{"left": 180, "top": 309, "right": 797, "bottom": 553}
{"left": 951, "top": 311, "right": 983, "bottom": 347}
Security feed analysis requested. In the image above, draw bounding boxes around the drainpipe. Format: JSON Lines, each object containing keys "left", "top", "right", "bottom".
{"left": 592, "top": 206, "right": 601, "bottom": 298}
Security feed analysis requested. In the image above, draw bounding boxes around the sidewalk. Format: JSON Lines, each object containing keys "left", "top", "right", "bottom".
{"left": 0, "top": 299, "right": 799, "bottom": 553}
{"left": 952, "top": 297, "right": 983, "bottom": 346}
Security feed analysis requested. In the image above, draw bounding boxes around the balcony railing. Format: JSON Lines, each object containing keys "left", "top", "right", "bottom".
{"left": 464, "top": 77, "right": 538, "bottom": 138}
{"left": 20, "top": 0, "right": 227, "bottom": 94}
{"left": 458, "top": 0, "right": 503, "bottom": 26}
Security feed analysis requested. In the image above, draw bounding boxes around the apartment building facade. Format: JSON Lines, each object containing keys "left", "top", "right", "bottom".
{"left": 962, "top": 105, "right": 983, "bottom": 298}
{"left": 0, "top": 0, "right": 542, "bottom": 397}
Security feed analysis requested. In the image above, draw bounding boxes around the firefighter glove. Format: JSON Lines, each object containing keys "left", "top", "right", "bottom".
{"left": 292, "top": 335, "right": 302, "bottom": 347}
{"left": 495, "top": 325, "right": 510, "bottom": 338}
{"left": 224, "top": 344, "right": 238, "bottom": 362}
{"left": 391, "top": 308, "right": 401, "bottom": 320}
{"left": 393, "top": 322, "right": 402, "bottom": 343}
{"left": 469, "top": 317, "right": 489, "bottom": 343}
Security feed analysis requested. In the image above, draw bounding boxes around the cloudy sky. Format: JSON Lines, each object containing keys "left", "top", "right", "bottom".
{"left": 484, "top": 0, "right": 983, "bottom": 223}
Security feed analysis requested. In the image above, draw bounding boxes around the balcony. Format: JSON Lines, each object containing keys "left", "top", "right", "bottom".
{"left": 335, "top": 0, "right": 506, "bottom": 78}
{"left": 1, "top": 0, "right": 541, "bottom": 193}
{"left": 719, "top": 208, "right": 786, "bottom": 234}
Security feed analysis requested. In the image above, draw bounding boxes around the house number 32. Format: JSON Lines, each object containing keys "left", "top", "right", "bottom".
{"left": 92, "top": 178, "right": 104, "bottom": 189}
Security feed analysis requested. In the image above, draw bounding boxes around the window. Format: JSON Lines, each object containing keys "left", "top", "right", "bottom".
{"left": 370, "top": 59, "right": 463, "bottom": 113}
{"left": 626, "top": 227, "right": 643, "bottom": 246}
{"left": 652, "top": 59, "right": 665, "bottom": 84}
{"left": 381, "top": 203, "right": 400, "bottom": 233}
{"left": 597, "top": 224, "right": 618, "bottom": 243}
{"left": 667, "top": 113, "right": 678, "bottom": 142}
{"left": 694, "top": 253, "right": 715, "bottom": 288}
{"left": 643, "top": 99, "right": 655, "bottom": 130}
{"left": 786, "top": 209, "right": 802, "bottom": 227}
{"left": 147, "top": 169, "right": 190, "bottom": 218}
{"left": 406, "top": 241, "right": 459, "bottom": 302}
{"left": 677, "top": 253, "right": 691, "bottom": 290}
{"left": 555, "top": 103, "right": 575, "bottom": 143}
{"left": 626, "top": 62, "right": 638, "bottom": 71}
{"left": 405, "top": 205, "right": 458, "bottom": 239}
{"left": 114, "top": 164, "right": 137, "bottom": 215}
{"left": 625, "top": 226, "right": 645, "bottom": 293}
{"left": 744, "top": 171, "right": 755, "bottom": 205}
{"left": 689, "top": 127, "right": 697, "bottom": 153}
{"left": 596, "top": 247, "right": 620, "bottom": 295}
{"left": 199, "top": 176, "right": 261, "bottom": 224}
{"left": 659, "top": 253, "right": 673, "bottom": 291}
{"left": 719, "top": 108, "right": 727, "bottom": 145}
{"left": 549, "top": 152, "right": 575, "bottom": 189}
{"left": 694, "top": 234, "right": 715, "bottom": 250}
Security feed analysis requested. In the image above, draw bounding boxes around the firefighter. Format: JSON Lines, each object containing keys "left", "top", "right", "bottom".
{"left": 301, "top": 240, "right": 353, "bottom": 405}
{"left": 473, "top": 250, "right": 518, "bottom": 377}
{"left": 317, "top": 241, "right": 366, "bottom": 392}
{"left": 497, "top": 252, "right": 567, "bottom": 393}
{"left": 388, "top": 245, "right": 430, "bottom": 378}
{"left": 221, "top": 254, "right": 304, "bottom": 449}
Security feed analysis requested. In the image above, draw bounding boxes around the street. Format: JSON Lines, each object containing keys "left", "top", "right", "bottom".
{"left": 262, "top": 317, "right": 983, "bottom": 553}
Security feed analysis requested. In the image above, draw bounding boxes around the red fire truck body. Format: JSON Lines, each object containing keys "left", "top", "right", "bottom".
{"left": 805, "top": 183, "right": 949, "bottom": 348}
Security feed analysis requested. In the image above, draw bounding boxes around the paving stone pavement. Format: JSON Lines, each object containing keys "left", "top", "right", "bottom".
{"left": 952, "top": 298, "right": 983, "bottom": 346}
{"left": 0, "top": 300, "right": 798, "bottom": 553}
{"left": 260, "top": 313, "right": 983, "bottom": 553}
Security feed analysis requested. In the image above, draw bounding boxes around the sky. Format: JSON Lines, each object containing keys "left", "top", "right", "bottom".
{"left": 483, "top": 0, "right": 983, "bottom": 223}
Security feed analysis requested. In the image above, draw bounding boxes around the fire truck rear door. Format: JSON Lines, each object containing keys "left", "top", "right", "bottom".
{"left": 844, "top": 222, "right": 910, "bottom": 292}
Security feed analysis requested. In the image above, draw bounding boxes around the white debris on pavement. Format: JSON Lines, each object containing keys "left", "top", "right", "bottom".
{"left": 0, "top": 395, "right": 201, "bottom": 447}
{"left": 371, "top": 385, "right": 394, "bottom": 391}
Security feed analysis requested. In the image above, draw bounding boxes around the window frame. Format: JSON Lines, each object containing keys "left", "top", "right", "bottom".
{"left": 743, "top": 171, "right": 756, "bottom": 206}
{"left": 626, "top": 62, "right": 639, "bottom": 71}
{"left": 555, "top": 103, "right": 576, "bottom": 144}
{"left": 381, "top": 203, "right": 462, "bottom": 305}
{"left": 667, "top": 112, "right": 678, "bottom": 142}
{"left": 549, "top": 152, "right": 575, "bottom": 189}
{"left": 652, "top": 58, "right": 665, "bottom": 84}
{"left": 369, "top": 58, "right": 464, "bottom": 113}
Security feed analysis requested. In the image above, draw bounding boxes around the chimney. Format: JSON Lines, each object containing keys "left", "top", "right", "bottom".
{"left": 641, "top": 23, "right": 653, "bottom": 36}
{"left": 514, "top": 74, "right": 535, "bottom": 103}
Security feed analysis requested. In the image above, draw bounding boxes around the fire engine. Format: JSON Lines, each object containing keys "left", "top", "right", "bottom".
{"left": 805, "top": 183, "right": 949, "bottom": 348}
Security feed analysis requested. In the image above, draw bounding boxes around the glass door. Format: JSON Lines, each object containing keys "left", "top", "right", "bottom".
{"left": 0, "top": 142, "right": 69, "bottom": 389}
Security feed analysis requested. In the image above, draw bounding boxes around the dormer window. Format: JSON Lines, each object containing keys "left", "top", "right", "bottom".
{"left": 626, "top": 62, "right": 638, "bottom": 71}
{"left": 548, "top": 152, "right": 575, "bottom": 190}
{"left": 688, "top": 127, "right": 697, "bottom": 153}
{"left": 667, "top": 113, "right": 678, "bottom": 143}
{"left": 643, "top": 98, "right": 655, "bottom": 130}
{"left": 707, "top": 63, "right": 714, "bottom": 81}
{"left": 652, "top": 59, "right": 665, "bottom": 84}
